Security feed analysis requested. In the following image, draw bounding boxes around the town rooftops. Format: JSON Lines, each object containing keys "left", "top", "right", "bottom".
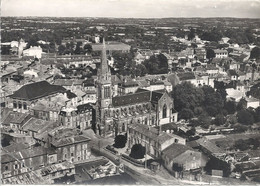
{"left": 77, "top": 103, "right": 93, "bottom": 113}
{"left": 177, "top": 72, "right": 196, "bottom": 81}
{"left": 214, "top": 49, "right": 228, "bottom": 54}
{"left": 1, "top": 146, "right": 56, "bottom": 163}
{"left": 9, "top": 81, "right": 66, "bottom": 101}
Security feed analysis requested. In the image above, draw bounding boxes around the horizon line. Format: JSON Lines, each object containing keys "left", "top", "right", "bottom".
{"left": 2, "top": 15, "right": 260, "bottom": 19}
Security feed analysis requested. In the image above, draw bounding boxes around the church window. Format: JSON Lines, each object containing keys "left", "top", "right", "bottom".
{"left": 163, "top": 104, "right": 167, "bottom": 118}
{"left": 104, "top": 86, "right": 110, "bottom": 98}
{"left": 18, "top": 101, "right": 22, "bottom": 109}
{"left": 122, "top": 123, "right": 126, "bottom": 132}
{"left": 13, "top": 101, "right": 17, "bottom": 108}
{"left": 23, "top": 102, "right": 27, "bottom": 110}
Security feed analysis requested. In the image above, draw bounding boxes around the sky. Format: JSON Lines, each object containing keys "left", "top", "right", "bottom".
{"left": 1, "top": 0, "right": 260, "bottom": 18}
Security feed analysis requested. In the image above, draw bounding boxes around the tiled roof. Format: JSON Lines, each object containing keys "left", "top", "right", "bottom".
{"left": 129, "top": 123, "right": 178, "bottom": 145}
{"left": 162, "top": 143, "right": 193, "bottom": 159}
{"left": 1, "top": 111, "right": 31, "bottom": 125}
{"left": 9, "top": 81, "right": 66, "bottom": 101}
{"left": 53, "top": 79, "right": 73, "bottom": 86}
{"left": 22, "top": 117, "right": 57, "bottom": 133}
{"left": 51, "top": 135, "right": 90, "bottom": 147}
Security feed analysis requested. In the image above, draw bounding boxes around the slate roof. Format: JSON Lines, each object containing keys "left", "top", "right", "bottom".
{"left": 112, "top": 89, "right": 166, "bottom": 107}
{"left": 9, "top": 81, "right": 66, "bottom": 101}
{"left": 112, "top": 91, "right": 150, "bottom": 107}
{"left": 151, "top": 91, "right": 164, "bottom": 103}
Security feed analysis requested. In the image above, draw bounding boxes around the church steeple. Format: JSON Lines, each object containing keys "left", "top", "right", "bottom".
{"left": 100, "top": 38, "right": 110, "bottom": 76}
{"left": 96, "top": 37, "right": 112, "bottom": 137}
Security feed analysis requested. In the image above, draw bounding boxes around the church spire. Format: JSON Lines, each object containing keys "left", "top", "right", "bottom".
{"left": 100, "top": 37, "right": 109, "bottom": 75}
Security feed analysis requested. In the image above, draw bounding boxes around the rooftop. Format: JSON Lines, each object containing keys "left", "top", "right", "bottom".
{"left": 9, "top": 81, "right": 66, "bottom": 101}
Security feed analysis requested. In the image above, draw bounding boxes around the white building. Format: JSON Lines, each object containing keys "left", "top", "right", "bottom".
{"left": 245, "top": 97, "right": 260, "bottom": 109}
{"left": 23, "top": 46, "right": 43, "bottom": 59}
{"left": 214, "top": 49, "right": 228, "bottom": 59}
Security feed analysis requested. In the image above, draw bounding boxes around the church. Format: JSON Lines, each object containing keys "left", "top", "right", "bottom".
{"left": 95, "top": 39, "right": 178, "bottom": 136}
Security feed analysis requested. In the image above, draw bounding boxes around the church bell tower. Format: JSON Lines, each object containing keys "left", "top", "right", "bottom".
{"left": 96, "top": 38, "right": 112, "bottom": 136}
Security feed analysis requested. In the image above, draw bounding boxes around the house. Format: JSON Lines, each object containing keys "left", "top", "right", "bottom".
{"left": 1, "top": 110, "right": 32, "bottom": 132}
{"left": 21, "top": 117, "right": 59, "bottom": 142}
{"left": 205, "top": 64, "right": 219, "bottom": 76}
{"left": 1, "top": 146, "right": 56, "bottom": 180}
{"left": 8, "top": 81, "right": 67, "bottom": 113}
{"left": 221, "top": 37, "right": 230, "bottom": 44}
{"left": 244, "top": 96, "right": 260, "bottom": 109}
{"left": 167, "top": 72, "right": 197, "bottom": 87}
{"left": 127, "top": 123, "right": 186, "bottom": 159}
{"left": 118, "top": 80, "right": 139, "bottom": 95}
{"left": 227, "top": 69, "right": 239, "bottom": 81}
{"left": 195, "top": 48, "right": 206, "bottom": 62}
{"left": 59, "top": 103, "right": 93, "bottom": 130}
{"left": 48, "top": 127, "right": 91, "bottom": 163}
{"left": 162, "top": 143, "right": 207, "bottom": 176}
{"left": 214, "top": 49, "right": 228, "bottom": 59}
{"left": 30, "top": 100, "right": 63, "bottom": 121}
{"left": 23, "top": 46, "right": 43, "bottom": 59}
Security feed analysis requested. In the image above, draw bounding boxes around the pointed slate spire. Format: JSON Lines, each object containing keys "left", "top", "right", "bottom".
{"left": 100, "top": 37, "right": 109, "bottom": 75}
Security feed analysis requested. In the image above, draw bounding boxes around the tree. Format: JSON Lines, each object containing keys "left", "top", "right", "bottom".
{"left": 254, "top": 107, "right": 260, "bottom": 122}
{"left": 113, "top": 134, "right": 127, "bottom": 148}
{"left": 224, "top": 101, "right": 237, "bottom": 114}
{"left": 84, "top": 44, "right": 92, "bottom": 53}
{"left": 143, "top": 54, "right": 168, "bottom": 74}
{"left": 179, "top": 108, "right": 194, "bottom": 120}
{"left": 237, "top": 98, "right": 247, "bottom": 111}
{"left": 250, "top": 47, "right": 260, "bottom": 59}
{"left": 129, "top": 144, "right": 146, "bottom": 159}
{"left": 237, "top": 109, "right": 254, "bottom": 125}
{"left": 234, "top": 139, "right": 250, "bottom": 151}
{"left": 202, "top": 86, "right": 224, "bottom": 117}
{"left": 214, "top": 114, "right": 226, "bottom": 126}
{"left": 74, "top": 42, "right": 83, "bottom": 54}
{"left": 206, "top": 49, "right": 215, "bottom": 61}
{"left": 188, "top": 28, "right": 196, "bottom": 41}
{"left": 247, "top": 83, "right": 260, "bottom": 99}
{"left": 58, "top": 45, "right": 66, "bottom": 55}
{"left": 172, "top": 82, "right": 204, "bottom": 112}
{"left": 234, "top": 123, "right": 248, "bottom": 132}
